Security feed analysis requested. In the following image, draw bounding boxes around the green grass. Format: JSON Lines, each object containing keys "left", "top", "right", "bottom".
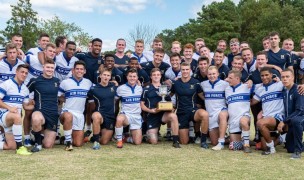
{"left": 1, "top": 136, "right": 304, "bottom": 179}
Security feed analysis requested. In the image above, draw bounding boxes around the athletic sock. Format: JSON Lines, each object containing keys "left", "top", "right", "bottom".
{"left": 64, "top": 129, "right": 72, "bottom": 143}
{"left": 92, "top": 134, "right": 100, "bottom": 142}
{"left": 266, "top": 140, "right": 274, "bottom": 148}
{"left": 242, "top": 130, "right": 250, "bottom": 145}
{"left": 172, "top": 135, "right": 179, "bottom": 143}
{"left": 167, "top": 128, "right": 171, "bottom": 134}
{"left": 86, "top": 125, "right": 92, "bottom": 131}
{"left": 218, "top": 138, "right": 225, "bottom": 146}
{"left": 32, "top": 131, "right": 42, "bottom": 145}
{"left": 115, "top": 127, "right": 123, "bottom": 141}
{"left": 201, "top": 133, "right": 207, "bottom": 143}
{"left": 12, "top": 124, "right": 23, "bottom": 149}
{"left": 24, "top": 134, "right": 31, "bottom": 140}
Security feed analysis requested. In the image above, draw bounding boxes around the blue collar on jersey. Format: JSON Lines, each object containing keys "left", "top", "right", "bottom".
{"left": 172, "top": 68, "right": 180, "bottom": 77}
{"left": 246, "top": 58, "right": 256, "bottom": 71}
{"left": 209, "top": 78, "right": 221, "bottom": 89}
{"left": 3, "top": 58, "right": 18, "bottom": 71}
{"left": 63, "top": 52, "right": 72, "bottom": 64}
{"left": 70, "top": 76, "right": 83, "bottom": 86}
{"left": 132, "top": 52, "right": 143, "bottom": 62}
{"left": 38, "top": 47, "right": 43, "bottom": 51}
{"left": 230, "top": 82, "right": 242, "bottom": 92}
{"left": 195, "top": 52, "right": 200, "bottom": 56}
{"left": 126, "top": 82, "right": 136, "bottom": 94}
{"left": 263, "top": 80, "right": 275, "bottom": 91}
{"left": 11, "top": 78, "right": 23, "bottom": 93}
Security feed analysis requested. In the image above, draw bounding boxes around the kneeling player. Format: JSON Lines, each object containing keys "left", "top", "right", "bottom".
{"left": 201, "top": 66, "right": 229, "bottom": 150}
{"left": 0, "top": 64, "right": 33, "bottom": 155}
{"left": 58, "top": 61, "right": 92, "bottom": 150}
{"left": 170, "top": 62, "right": 209, "bottom": 148}
{"left": 88, "top": 68, "right": 118, "bottom": 150}
{"left": 140, "top": 68, "right": 180, "bottom": 148}
{"left": 28, "top": 59, "right": 60, "bottom": 152}
{"left": 225, "top": 70, "right": 253, "bottom": 153}
{"left": 115, "top": 69, "right": 143, "bottom": 148}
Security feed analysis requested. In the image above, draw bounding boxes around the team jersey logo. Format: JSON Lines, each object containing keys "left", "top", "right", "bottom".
{"left": 190, "top": 85, "right": 194, "bottom": 89}
{"left": 125, "top": 61, "right": 129, "bottom": 64}
{"left": 110, "top": 87, "right": 114, "bottom": 92}
{"left": 98, "top": 60, "right": 102, "bottom": 64}
{"left": 281, "top": 55, "right": 284, "bottom": 59}
{"left": 54, "top": 82, "right": 58, "bottom": 87}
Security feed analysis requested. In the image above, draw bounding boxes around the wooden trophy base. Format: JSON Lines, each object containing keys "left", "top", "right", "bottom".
{"left": 157, "top": 102, "right": 173, "bottom": 111}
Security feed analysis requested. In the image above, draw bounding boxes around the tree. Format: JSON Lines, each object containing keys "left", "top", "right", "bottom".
{"left": 40, "top": 15, "right": 92, "bottom": 49}
{"left": 126, "top": 23, "right": 159, "bottom": 50}
{"left": 0, "top": 0, "right": 40, "bottom": 50}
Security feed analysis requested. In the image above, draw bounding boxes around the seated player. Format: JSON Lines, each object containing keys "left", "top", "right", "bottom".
{"left": 88, "top": 68, "right": 118, "bottom": 150}
{"left": 115, "top": 68, "right": 143, "bottom": 148}
{"left": 58, "top": 61, "right": 92, "bottom": 150}
{"left": 251, "top": 67, "right": 285, "bottom": 155}
{"left": 140, "top": 68, "right": 180, "bottom": 148}
{"left": 0, "top": 64, "right": 33, "bottom": 155}
{"left": 28, "top": 59, "right": 60, "bottom": 152}
{"left": 170, "top": 62, "right": 209, "bottom": 148}
{"left": 201, "top": 66, "right": 229, "bottom": 150}
{"left": 225, "top": 70, "right": 253, "bottom": 153}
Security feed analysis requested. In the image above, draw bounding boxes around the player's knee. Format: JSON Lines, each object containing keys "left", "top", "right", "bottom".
{"left": 116, "top": 115, "right": 125, "bottom": 125}
{"left": 147, "top": 133, "right": 158, "bottom": 144}
{"left": 219, "top": 111, "right": 228, "bottom": 120}
{"left": 73, "top": 140, "right": 83, "bottom": 147}
{"left": 43, "top": 141, "right": 54, "bottom": 149}
{"left": 257, "top": 119, "right": 264, "bottom": 129}
{"left": 133, "top": 140, "right": 142, "bottom": 145}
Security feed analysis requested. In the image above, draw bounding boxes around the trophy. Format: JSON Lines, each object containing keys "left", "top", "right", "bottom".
{"left": 156, "top": 85, "right": 173, "bottom": 111}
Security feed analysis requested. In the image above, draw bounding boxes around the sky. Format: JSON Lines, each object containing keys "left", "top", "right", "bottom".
{"left": 0, "top": 0, "right": 239, "bottom": 51}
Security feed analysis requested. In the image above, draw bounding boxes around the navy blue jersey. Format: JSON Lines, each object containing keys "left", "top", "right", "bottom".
{"left": 27, "top": 76, "right": 60, "bottom": 113}
{"left": 240, "top": 69, "right": 249, "bottom": 82}
{"left": 171, "top": 77, "right": 202, "bottom": 112}
{"left": 181, "top": 59, "right": 197, "bottom": 72}
{"left": 114, "top": 55, "right": 130, "bottom": 65}
{"left": 267, "top": 49, "right": 292, "bottom": 70}
{"left": 75, "top": 52, "right": 103, "bottom": 83}
{"left": 94, "top": 67, "right": 124, "bottom": 85}
{"left": 283, "top": 84, "right": 304, "bottom": 123}
{"left": 88, "top": 83, "right": 117, "bottom": 118}
{"left": 192, "top": 69, "right": 208, "bottom": 82}
{"left": 141, "top": 85, "right": 163, "bottom": 109}
{"left": 141, "top": 61, "right": 170, "bottom": 83}
{"left": 227, "top": 52, "right": 241, "bottom": 69}
{"left": 218, "top": 64, "right": 230, "bottom": 80}
{"left": 248, "top": 69, "right": 281, "bottom": 84}
{"left": 121, "top": 67, "right": 150, "bottom": 85}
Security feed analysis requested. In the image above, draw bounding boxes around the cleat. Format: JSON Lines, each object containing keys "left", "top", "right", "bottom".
{"left": 165, "top": 131, "right": 172, "bottom": 141}
{"left": 243, "top": 144, "right": 252, "bottom": 153}
{"left": 24, "top": 139, "right": 33, "bottom": 147}
{"left": 194, "top": 137, "right": 201, "bottom": 144}
{"left": 201, "top": 142, "right": 209, "bottom": 149}
{"left": 116, "top": 140, "right": 123, "bottom": 148}
{"left": 172, "top": 141, "right": 181, "bottom": 148}
{"left": 261, "top": 147, "right": 276, "bottom": 155}
{"left": 188, "top": 137, "right": 195, "bottom": 144}
{"left": 60, "top": 136, "right": 66, "bottom": 145}
{"left": 83, "top": 130, "right": 92, "bottom": 143}
{"left": 92, "top": 141, "right": 101, "bottom": 150}
{"left": 290, "top": 152, "right": 301, "bottom": 159}
{"left": 212, "top": 143, "right": 224, "bottom": 151}
{"left": 65, "top": 142, "right": 73, "bottom": 151}
{"left": 31, "top": 143, "right": 42, "bottom": 153}
{"left": 16, "top": 146, "right": 32, "bottom": 155}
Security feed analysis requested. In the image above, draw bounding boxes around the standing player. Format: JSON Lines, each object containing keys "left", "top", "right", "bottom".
{"left": 143, "top": 37, "right": 170, "bottom": 65}
{"left": 54, "top": 41, "right": 79, "bottom": 82}
{"left": 141, "top": 68, "right": 180, "bottom": 148}
{"left": 115, "top": 69, "right": 143, "bottom": 148}
{"left": 88, "top": 68, "right": 118, "bottom": 150}
{"left": 55, "top": 36, "right": 67, "bottom": 55}
{"left": 165, "top": 53, "right": 183, "bottom": 80}
{"left": 0, "top": 43, "right": 25, "bottom": 84}
{"left": 0, "top": 64, "right": 33, "bottom": 155}
{"left": 130, "top": 39, "right": 149, "bottom": 63}
{"left": 241, "top": 48, "right": 256, "bottom": 73}
{"left": 231, "top": 56, "right": 249, "bottom": 82}
{"left": 251, "top": 67, "right": 285, "bottom": 155}
{"left": 0, "top": 33, "right": 25, "bottom": 60}
{"left": 28, "top": 59, "right": 60, "bottom": 152}
{"left": 227, "top": 38, "right": 241, "bottom": 69}
{"left": 58, "top": 61, "right": 92, "bottom": 150}
{"left": 201, "top": 66, "right": 229, "bottom": 150}
{"left": 170, "top": 62, "right": 209, "bottom": 148}
{"left": 213, "top": 49, "right": 230, "bottom": 80}
{"left": 182, "top": 43, "right": 197, "bottom": 73}
{"left": 26, "top": 33, "right": 50, "bottom": 55}
{"left": 225, "top": 70, "right": 253, "bottom": 153}
{"left": 192, "top": 38, "right": 205, "bottom": 60}
{"left": 171, "top": 41, "right": 182, "bottom": 54}
{"left": 193, "top": 56, "right": 209, "bottom": 82}
{"left": 114, "top": 38, "right": 130, "bottom": 69}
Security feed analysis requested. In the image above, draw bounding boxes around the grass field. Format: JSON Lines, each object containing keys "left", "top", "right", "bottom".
{"left": 1, "top": 131, "right": 304, "bottom": 180}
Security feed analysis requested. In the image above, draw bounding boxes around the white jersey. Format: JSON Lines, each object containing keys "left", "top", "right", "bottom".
{"left": 201, "top": 79, "right": 229, "bottom": 114}
{"left": 143, "top": 50, "right": 171, "bottom": 65}
{"left": 24, "top": 55, "right": 43, "bottom": 85}
{"left": 26, "top": 47, "right": 43, "bottom": 56}
{"left": 299, "top": 58, "right": 304, "bottom": 74}
{"left": 192, "top": 52, "right": 200, "bottom": 61}
{"left": 116, "top": 83, "right": 142, "bottom": 115}
{"left": 253, "top": 81, "right": 284, "bottom": 120}
{"left": 58, "top": 77, "right": 92, "bottom": 114}
{"left": 54, "top": 52, "right": 79, "bottom": 82}
{"left": 225, "top": 83, "right": 251, "bottom": 132}
{"left": 243, "top": 59, "right": 256, "bottom": 73}
{"left": 0, "top": 58, "right": 24, "bottom": 84}
{"left": 0, "top": 78, "right": 29, "bottom": 114}
{"left": 130, "top": 53, "right": 149, "bottom": 64}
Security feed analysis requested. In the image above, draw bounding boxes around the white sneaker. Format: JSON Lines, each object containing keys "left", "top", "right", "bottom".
{"left": 212, "top": 143, "right": 224, "bottom": 151}
{"left": 195, "top": 137, "right": 201, "bottom": 144}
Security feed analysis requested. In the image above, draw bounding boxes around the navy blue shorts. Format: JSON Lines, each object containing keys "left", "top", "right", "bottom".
{"left": 176, "top": 109, "right": 197, "bottom": 129}
{"left": 146, "top": 112, "right": 165, "bottom": 130}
